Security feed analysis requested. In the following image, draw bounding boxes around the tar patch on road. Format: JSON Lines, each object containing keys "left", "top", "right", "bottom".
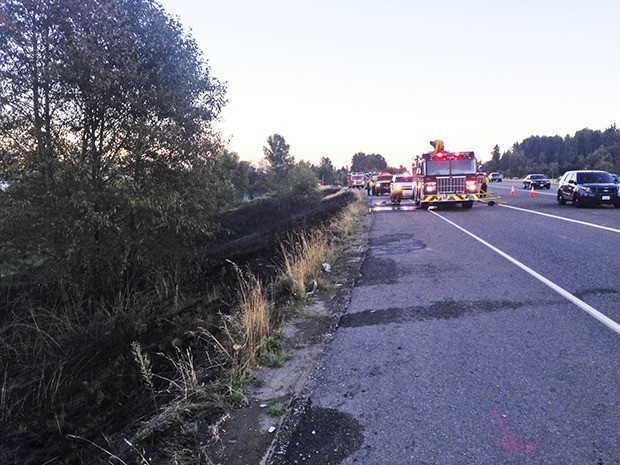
{"left": 275, "top": 401, "right": 364, "bottom": 465}
{"left": 357, "top": 235, "right": 426, "bottom": 286}
{"left": 339, "top": 300, "right": 526, "bottom": 328}
{"left": 358, "top": 256, "right": 398, "bottom": 285}
{"left": 574, "top": 288, "right": 618, "bottom": 299}
{"left": 367, "top": 233, "right": 426, "bottom": 257}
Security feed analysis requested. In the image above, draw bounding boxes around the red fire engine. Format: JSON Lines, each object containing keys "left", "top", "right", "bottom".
{"left": 412, "top": 150, "right": 480, "bottom": 209}
{"left": 347, "top": 172, "right": 365, "bottom": 189}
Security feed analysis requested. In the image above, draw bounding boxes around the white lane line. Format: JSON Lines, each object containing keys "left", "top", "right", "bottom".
{"left": 499, "top": 204, "right": 620, "bottom": 234}
{"left": 431, "top": 211, "right": 620, "bottom": 337}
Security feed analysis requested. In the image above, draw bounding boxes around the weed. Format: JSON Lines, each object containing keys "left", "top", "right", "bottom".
{"left": 281, "top": 229, "right": 334, "bottom": 299}
{"left": 266, "top": 403, "right": 286, "bottom": 417}
{"left": 158, "top": 347, "right": 199, "bottom": 400}
{"left": 327, "top": 193, "right": 368, "bottom": 238}
{"left": 251, "top": 376, "right": 265, "bottom": 387}
{"left": 238, "top": 273, "right": 271, "bottom": 366}
{"left": 131, "top": 341, "right": 157, "bottom": 410}
{"left": 259, "top": 330, "right": 289, "bottom": 368}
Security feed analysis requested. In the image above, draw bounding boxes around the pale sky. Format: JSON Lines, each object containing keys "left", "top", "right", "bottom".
{"left": 158, "top": 0, "right": 620, "bottom": 169}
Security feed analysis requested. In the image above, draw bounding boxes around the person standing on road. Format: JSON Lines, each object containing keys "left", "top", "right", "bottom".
{"left": 365, "top": 175, "right": 373, "bottom": 196}
{"left": 478, "top": 170, "right": 489, "bottom": 196}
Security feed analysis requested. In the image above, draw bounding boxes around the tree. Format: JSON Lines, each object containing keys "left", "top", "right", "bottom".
{"left": 0, "top": 0, "right": 227, "bottom": 297}
{"left": 283, "top": 164, "right": 320, "bottom": 200}
{"left": 335, "top": 168, "right": 349, "bottom": 187}
{"left": 586, "top": 146, "right": 620, "bottom": 173}
{"left": 263, "top": 133, "right": 294, "bottom": 179}
{"left": 317, "top": 156, "right": 335, "bottom": 185}
{"left": 350, "top": 152, "right": 387, "bottom": 172}
{"left": 491, "top": 145, "right": 501, "bottom": 163}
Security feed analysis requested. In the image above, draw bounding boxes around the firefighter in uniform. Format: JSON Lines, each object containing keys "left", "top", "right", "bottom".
{"left": 478, "top": 169, "right": 489, "bottom": 196}
{"left": 429, "top": 139, "right": 444, "bottom": 153}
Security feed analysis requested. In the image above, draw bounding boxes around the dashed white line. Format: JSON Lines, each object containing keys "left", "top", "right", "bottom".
{"left": 431, "top": 211, "right": 620, "bottom": 337}
{"left": 499, "top": 205, "right": 620, "bottom": 234}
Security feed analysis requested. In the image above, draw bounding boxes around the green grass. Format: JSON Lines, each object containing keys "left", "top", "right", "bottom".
{"left": 266, "top": 404, "right": 286, "bottom": 417}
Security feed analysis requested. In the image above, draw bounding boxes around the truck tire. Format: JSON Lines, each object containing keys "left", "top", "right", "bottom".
{"left": 419, "top": 202, "right": 429, "bottom": 210}
{"left": 462, "top": 201, "right": 473, "bottom": 209}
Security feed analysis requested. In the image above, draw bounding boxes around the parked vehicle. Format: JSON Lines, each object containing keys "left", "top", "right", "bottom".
{"left": 557, "top": 170, "right": 619, "bottom": 208}
{"left": 372, "top": 172, "right": 394, "bottom": 196}
{"left": 489, "top": 172, "right": 503, "bottom": 182}
{"left": 523, "top": 173, "right": 551, "bottom": 189}
{"left": 390, "top": 173, "right": 413, "bottom": 205}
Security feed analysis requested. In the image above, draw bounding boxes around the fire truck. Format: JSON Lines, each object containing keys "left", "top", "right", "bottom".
{"left": 412, "top": 150, "right": 480, "bottom": 209}
{"left": 347, "top": 172, "right": 365, "bottom": 189}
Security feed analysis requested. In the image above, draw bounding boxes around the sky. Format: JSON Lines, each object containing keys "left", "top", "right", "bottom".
{"left": 157, "top": 0, "right": 620, "bottom": 169}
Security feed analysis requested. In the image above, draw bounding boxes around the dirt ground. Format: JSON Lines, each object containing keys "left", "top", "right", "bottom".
{"left": 203, "top": 213, "right": 368, "bottom": 465}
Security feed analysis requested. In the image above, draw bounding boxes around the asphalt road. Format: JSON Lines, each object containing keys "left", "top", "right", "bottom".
{"left": 274, "top": 181, "right": 620, "bottom": 465}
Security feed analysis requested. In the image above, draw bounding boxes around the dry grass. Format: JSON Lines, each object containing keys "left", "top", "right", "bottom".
{"left": 327, "top": 192, "right": 368, "bottom": 238}
{"left": 280, "top": 194, "right": 367, "bottom": 299}
{"left": 281, "top": 228, "right": 334, "bottom": 298}
{"left": 237, "top": 272, "right": 271, "bottom": 366}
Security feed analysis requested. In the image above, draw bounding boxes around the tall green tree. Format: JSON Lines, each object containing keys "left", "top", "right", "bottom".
{"left": 491, "top": 145, "right": 501, "bottom": 163}
{"left": 263, "top": 133, "right": 294, "bottom": 179}
{"left": 0, "top": 0, "right": 227, "bottom": 297}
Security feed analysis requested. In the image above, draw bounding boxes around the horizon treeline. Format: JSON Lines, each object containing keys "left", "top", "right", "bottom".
{"left": 484, "top": 125, "right": 620, "bottom": 178}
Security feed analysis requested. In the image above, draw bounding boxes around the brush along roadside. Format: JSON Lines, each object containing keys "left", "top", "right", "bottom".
{"left": 0, "top": 189, "right": 365, "bottom": 465}
{"left": 121, "top": 194, "right": 369, "bottom": 465}
{"left": 201, "top": 194, "right": 369, "bottom": 465}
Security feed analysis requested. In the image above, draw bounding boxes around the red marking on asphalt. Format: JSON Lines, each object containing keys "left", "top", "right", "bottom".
{"left": 490, "top": 407, "right": 538, "bottom": 456}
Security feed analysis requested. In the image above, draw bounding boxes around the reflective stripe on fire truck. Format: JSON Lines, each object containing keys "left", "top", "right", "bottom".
{"left": 423, "top": 194, "right": 480, "bottom": 202}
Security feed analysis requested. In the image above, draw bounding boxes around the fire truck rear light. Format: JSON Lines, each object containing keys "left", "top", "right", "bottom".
{"left": 465, "top": 179, "right": 477, "bottom": 192}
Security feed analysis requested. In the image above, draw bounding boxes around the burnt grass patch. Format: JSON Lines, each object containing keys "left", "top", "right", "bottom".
{"left": 0, "top": 188, "right": 357, "bottom": 465}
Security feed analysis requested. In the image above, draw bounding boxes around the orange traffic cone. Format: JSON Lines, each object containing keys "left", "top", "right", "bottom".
{"left": 510, "top": 185, "right": 516, "bottom": 196}
{"left": 529, "top": 185, "right": 536, "bottom": 197}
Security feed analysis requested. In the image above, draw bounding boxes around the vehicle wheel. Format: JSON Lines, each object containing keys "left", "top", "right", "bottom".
{"left": 547, "top": 185, "right": 551, "bottom": 189}
{"left": 419, "top": 202, "right": 429, "bottom": 210}
{"left": 523, "top": 183, "right": 528, "bottom": 189}
{"left": 614, "top": 200, "right": 619, "bottom": 208}
{"left": 573, "top": 194, "right": 582, "bottom": 208}
{"left": 462, "top": 201, "right": 473, "bottom": 209}
{"left": 557, "top": 192, "right": 566, "bottom": 205}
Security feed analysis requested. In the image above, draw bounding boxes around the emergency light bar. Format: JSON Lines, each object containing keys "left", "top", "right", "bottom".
{"left": 430, "top": 151, "right": 474, "bottom": 160}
